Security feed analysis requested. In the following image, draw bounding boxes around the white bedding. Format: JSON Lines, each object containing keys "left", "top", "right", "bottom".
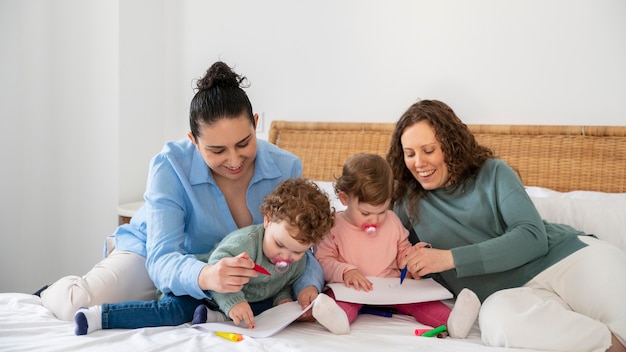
{"left": 2, "top": 185, "right": 624, "bottom": 352}
{"left": 0, "top": 293, "right": 547, "bottom": 352}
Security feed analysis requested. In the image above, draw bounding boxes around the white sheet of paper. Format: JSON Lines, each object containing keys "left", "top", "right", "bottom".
{"left": 193, "top": 298, "right": 314, "bottom": 338}
{"left": 327, "top": 277, "right": 453, "bottom": 304}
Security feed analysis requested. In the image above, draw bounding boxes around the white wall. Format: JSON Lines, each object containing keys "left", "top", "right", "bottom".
{"left": 1, "top": 0, "right": 625, "bottom": 293}
{"left": 0, "top": 1, "right": 119, "bottom": 292}
{"left": 118, "top": 1, "right": 172, "bottom": 205}
{"left": 172, "top": 0, "right": 626, "bottom": 144}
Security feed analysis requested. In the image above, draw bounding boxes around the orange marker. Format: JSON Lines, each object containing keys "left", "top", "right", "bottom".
{"left": 215, "top": 331, "right": 243, "bottom": 342}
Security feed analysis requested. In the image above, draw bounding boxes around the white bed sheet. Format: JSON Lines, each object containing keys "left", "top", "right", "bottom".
{"left": 0, "top": 293, "right": 548, "bottom": 352}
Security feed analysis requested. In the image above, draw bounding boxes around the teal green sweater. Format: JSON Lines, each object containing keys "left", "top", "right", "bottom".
{"left": 196, "top": 224, "right": 306, "bottom": 315}
{"left": 394, "top": 159, "right": 587, "bottom": 302}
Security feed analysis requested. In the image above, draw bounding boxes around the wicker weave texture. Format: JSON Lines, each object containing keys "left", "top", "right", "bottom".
{"left": 269, "top": 121, "right": 626, "bottom": 193}
{"left": 474, "top": 134, "right": 626, "bottom": 193}
{"left": 269, "top": 122, "right": 393, "bottom": 181}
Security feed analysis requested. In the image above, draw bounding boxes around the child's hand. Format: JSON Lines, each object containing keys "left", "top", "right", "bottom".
{"left": 228, "top": 301, "right": 255, "bottom": 329}
{"left": 295, "top": 286, "right": 318, "bottom": 321}
{"left": 342, "top": 269, "right": 373, "bottom": 291}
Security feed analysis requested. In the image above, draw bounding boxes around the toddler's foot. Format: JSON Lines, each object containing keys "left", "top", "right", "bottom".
{"left": 312, "top": 293, "right": 350, "bottom": 335}
{"left": 74, "top": 306, "right": 102, "bottom": 335}
{"left": 192, "top": 305, "right": 227, "bottom": 325}
{"left": 447, "top": 288, "right": 481, "bottom": 338}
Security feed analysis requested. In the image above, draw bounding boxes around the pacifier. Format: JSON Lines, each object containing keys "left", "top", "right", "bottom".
{"left": 272, "top": 257, "right": 293, "bottom": 274}
{"left": 361, "top": 223, "right": 378, "bottom": 234}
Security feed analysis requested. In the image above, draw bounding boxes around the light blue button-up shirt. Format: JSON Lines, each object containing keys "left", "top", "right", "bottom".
{"left": 110, "top": 138, "right": 323, "bottom": 299}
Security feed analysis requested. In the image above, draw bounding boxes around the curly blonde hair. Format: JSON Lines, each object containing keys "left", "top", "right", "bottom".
{"left": 260, "top": 178, "right": 335, "bottom": 245}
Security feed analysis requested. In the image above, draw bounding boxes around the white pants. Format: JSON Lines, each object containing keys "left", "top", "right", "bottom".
{"left": 40, "top": 249, "right": 157, "bottom": 321}
{"left": 479, "top": 236, "right": 626, "bottom": 352}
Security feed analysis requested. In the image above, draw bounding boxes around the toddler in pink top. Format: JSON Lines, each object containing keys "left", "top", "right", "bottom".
{"left": 313, "top": 153, "right": 480, "bottom": 338}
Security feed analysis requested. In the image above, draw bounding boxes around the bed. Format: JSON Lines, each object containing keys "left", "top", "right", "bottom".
{"left": 2, "top": 121, "right": 625, "bottom": 352}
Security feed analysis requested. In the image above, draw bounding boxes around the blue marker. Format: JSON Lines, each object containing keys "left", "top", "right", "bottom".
{"left": 400, "top": 265, "right": 408, "bottom": 284}
{"left": 359, "top": 307, "right": 392, "bottom": 318}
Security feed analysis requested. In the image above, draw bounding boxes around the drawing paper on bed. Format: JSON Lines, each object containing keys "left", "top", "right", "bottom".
{"left": 194, "top": 277, "right": 452, "bottom": 337}
{"left": 193, "top": 298, "right": 314, "bottom": 338}
{"left": 327, "top": 277, "right": 453, "bottom": 304}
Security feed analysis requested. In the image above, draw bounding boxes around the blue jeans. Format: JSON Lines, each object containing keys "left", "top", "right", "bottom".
{"left": 101, "top": 293, "right": 274, "bottom": 329}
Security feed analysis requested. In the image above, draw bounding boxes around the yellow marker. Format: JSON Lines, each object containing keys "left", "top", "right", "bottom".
{"left": 215, "top": 331, "right": 243, "bottom": 342}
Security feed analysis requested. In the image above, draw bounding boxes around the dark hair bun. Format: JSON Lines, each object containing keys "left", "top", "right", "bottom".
{"left": 196, "top": 61, "right": 247, "bottom": 91}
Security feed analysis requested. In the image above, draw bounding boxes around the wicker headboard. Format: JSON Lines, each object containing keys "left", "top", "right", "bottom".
{"left": 269, "top": 121, "right": 626, "bottom": 193}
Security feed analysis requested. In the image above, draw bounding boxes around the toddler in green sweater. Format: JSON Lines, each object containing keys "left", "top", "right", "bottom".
{"left": 193, "top": 177, "right": 337, "bottom": 329}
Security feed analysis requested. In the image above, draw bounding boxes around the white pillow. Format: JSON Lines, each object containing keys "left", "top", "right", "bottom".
{"left": 314, "top": 181, "right": 346, "bottom": 211}
{"left": 526, "top": 186, "right": 626, "bottom": 253}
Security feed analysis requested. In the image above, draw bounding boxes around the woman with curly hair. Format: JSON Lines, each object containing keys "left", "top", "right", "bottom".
{"left": 388, "top": 99, "right": 626, "bottom": 351}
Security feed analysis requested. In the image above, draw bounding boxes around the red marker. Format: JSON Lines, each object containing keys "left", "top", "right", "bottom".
{"left": 253, "top": 263, "right": 271, "bottom": 275}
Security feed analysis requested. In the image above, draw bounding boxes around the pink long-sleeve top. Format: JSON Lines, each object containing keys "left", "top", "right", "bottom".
{"left": 314, "top": 210, "right": 412, "bottom": 283}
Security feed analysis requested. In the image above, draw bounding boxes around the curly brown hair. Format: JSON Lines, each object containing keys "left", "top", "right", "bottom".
{"left": 386, "top": 100, "right": 494, "bottom": 221}
{"left": 260, "top": 178, "right": 335, "bottom": 245}
{"left": 334, "top": 153, "right": 393, "bottom": 206}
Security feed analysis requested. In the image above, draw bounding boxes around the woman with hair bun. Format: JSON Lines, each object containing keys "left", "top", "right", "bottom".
{"left": 39, "top": 61, "right": 324, "bottom": 324}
